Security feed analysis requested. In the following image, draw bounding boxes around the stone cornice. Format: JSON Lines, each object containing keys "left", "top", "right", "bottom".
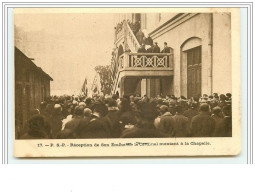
{"left": 149, "top": 13, "right": 200, "bottom": 40}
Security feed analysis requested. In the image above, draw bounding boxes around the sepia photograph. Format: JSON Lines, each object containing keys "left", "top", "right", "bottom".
{"left": 13, "top": 8, "right": 241, "bottom": 157}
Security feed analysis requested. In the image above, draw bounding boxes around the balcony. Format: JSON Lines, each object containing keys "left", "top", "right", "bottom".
{"left": 111, "top": 52, "right": 174, "bottom": 94}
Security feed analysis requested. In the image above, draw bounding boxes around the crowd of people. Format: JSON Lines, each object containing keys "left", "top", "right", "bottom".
{"left": 18, "top": 92, "right": 232, "bottom": 139}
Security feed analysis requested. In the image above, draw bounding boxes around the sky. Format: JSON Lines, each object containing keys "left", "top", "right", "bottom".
{"left": 14, "top": 10, "right": 115, "bottom": 95}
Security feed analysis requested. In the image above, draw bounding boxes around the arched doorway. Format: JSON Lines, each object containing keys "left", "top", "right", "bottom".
{"left": 181, "top": 37, "right": 202, "bottom": 98}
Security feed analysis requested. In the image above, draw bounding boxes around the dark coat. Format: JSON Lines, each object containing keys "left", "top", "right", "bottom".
{"left": 161, "top": 46, "right": 171, "bottom": 53}
{"left": 183, "top": 109, "right": 199, "bottom": 122}
{"left": 136, "top": 31, "right": 144, "bottom": 45}
{"left": 152, "top": 45, "right": 160, "bottom": 53}
{"left": 79, "top": 116, "right": 110, "bottom": 139}
{"left": 146, "top": 46, "right": 153, "bottom": 53}
{"left": 118, "top": 110, "right": 137, "bottom": 128}
{"left": 144, "top": 37, "right": 153, "bottom": 46}
{"left": 190, "top": 112, "right": 215, "bottom": 137}
{"left": 211, "top": 114, "right": 223, "bottom": 125}
{"left": 49, "top": 113, "right": 64, "bottom": 139}
{"left": 173, "top": 114, "right": 189, "bottom": 137}
{"left": 102, "top": 110, "right": 122, "bottom": 138}
{"left": 214, "top": 117, "right": 232, "bottom": 137}
{"left": 154, "top": 112, "right": 176, "bottom": 136}
{"left": 64, "top": 116, "right": 90, "bottom": 138}
{"left": 137, "top": 47, "right": 147, "bottom": 53}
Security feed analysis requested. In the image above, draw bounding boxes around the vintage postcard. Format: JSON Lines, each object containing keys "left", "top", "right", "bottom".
{"left": 13, "top": 8, "right": 241, "bottom": 157}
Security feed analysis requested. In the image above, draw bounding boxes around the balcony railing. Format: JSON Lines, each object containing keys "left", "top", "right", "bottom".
{"left": 110, "top": 52, "right": 174, "bottom": 93}
{"left": 111, "top": 52, "right": 174, "bottom": 82}
{"left": 128, "top": 53, "right": 173, "bottom": 68}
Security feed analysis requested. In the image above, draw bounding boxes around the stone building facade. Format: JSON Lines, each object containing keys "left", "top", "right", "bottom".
{"left": 111, "top": 13, "right": 231, "bottom": 98}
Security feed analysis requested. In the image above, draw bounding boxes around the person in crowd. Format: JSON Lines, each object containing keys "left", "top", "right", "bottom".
{"left": 218, "top": 94, "right": 227, "bottom": 108}
{"left": 226, "top": 93, "right": 232, "bottom": 106}
{"left": 214, "top": 105, "right": 232, "bottom": 137}
{"left": 117, "top": 98, "right": 137, "bottom": 131}
{"left": 80, "top": 104, "right": 110, "bottom": 139}
{"left": 112, "top": 94, "right": 118, "bottom": 100}
{"left": 183, "top": 102, "right": 199, "bottom": 123}
{"left": 168, "top": 100, "right": 176, "bottom": 116}
{"left": 62, "top": 105, "right": 90, "bottom": 138}
{"left": 226, "top": 93, "right": 232, "bottom": 101}
{"left": 136, "top": 29, "right": 144, "bottom": 45}
{"left": 18, "top": 90, "right": 232, "bottom": 139}
{"left": 20, "top": 108, "right": 40, "bottom": 138}
{"left": 85, "top": 97, "right": 93, "bottom": 110}
{"left": 49, "top": 104, "right": 64, "bottom": 139}
{"left": 146, "top": 43, "right": 153, "bottom": 53}
{"left": 133, "top": 20, "right": 141, "bottom": 35}
{"left": 121, "top": 103, "right": 167, "bottom": 138}
{"left": 144, "top": 35, "right": 153, "bottom": 46}
{"left": 173, "top": 105, "right": 189, "bottom": 137}
{"left": 161, "top": 42, "right": 171, "bottom": 53}
{"left": 137, "top": 44, "right": 146, "bottom": 53}
{"left": 190, "top": 103, "right": 215, "bottom": 137}
{"left": 154, "top": 105, "right": 176, "bottom": 136}
{"left": 20, "top": 114, "right": 51, "bottom": 139}
{"left": 84, "top": 108, "right": 92, "bottom": 119}
{"left": 152, "top": 42, "right": 160, "bottom": 53}
{"left": 102, "top": 99, "right": 121, "bottom": 138}
{"left": 211, "top": 106, "right": 223, "bottom": 125}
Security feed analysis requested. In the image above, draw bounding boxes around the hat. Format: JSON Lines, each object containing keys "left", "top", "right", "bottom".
{"left": 108, "top": 99, "right": 117, "bottom": 108}
{"left": 53, "top": 104, "right": 62, "bottom": 113}
{"left": 159, "top": 105, "right": 168, "bottom": 114}
{"left": 141, "top": 103, "right": 158, "bottom": 120}
{"left": 220, "top": 94, "right": 227, "bottom": 101}
{"left": 79, "top": 102, "right": 86, "bottom": 106}
{"left": 74, "top": 105, "right": 84, "bottom": 116}
{"left": 199, "top": 103, "right": 209, "bottom": 112}
{"left": 84, "top": 108, "right": 92, "bottom": 117}
{"left": 212, "top": 106, "right": 222, "bottom": 115}
{"left": 72, "top": 100, "right": 78, "bottom": 105}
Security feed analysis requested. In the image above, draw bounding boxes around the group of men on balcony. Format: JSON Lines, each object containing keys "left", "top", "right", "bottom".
{"left": 138, "top": 42, "right": 171, "bottom": 54}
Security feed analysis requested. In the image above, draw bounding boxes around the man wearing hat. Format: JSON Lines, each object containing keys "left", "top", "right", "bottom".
{"left": 80, "top": 103, "right": 110, "bottom": 139}
{"left": 20, "top": 114, "right": 50, "bottom": 139}
{"left": 121, "top": 103, "right": 167, "bottom": 138}
{"left": 214, "top": 105, "right": 232, "bottom": 137}
{"left": 101, "top": 99, "right": 121, "bottom": 138}
{"left": 49, "top": 104, "right": 64, "bottom": 139}
{"left": 154, "top": 105, "right": 176, "bottom": 136}
{"left": 211, "top": 106, "right": 223, "bottom": 125}
{"left": 173, "top": 105, "right": 189, "bottom": 137}
{"left": 136, "top": 29, "right": 144, "bottom": 45}
{"left": 152, "top": 42, "right": 160, "bottom": 53}
{"left": 63, "top": 105, "right": 90, "bottom": 138}
{"left": 190, "top": 103, "right": 215, "bottom": 137}
{"left": 137, "top": 44, "right": 146, "bottom": 53}
{"left": 161, "top": 42, "right": 171, "bottom": 53}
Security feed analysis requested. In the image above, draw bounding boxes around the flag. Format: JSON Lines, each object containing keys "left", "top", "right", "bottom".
{"left": 81, "top": 77, "right": 88, "bottom": 96}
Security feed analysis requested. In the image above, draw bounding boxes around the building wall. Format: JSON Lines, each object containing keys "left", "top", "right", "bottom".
{"left": 212, "top": 13, "right": 232, "bottom": 94}
{"left": 148, "top": 13, "right": 231, "bottom": 97}
{"left": 143, "top": 13, "right": 179, "bottom": 33}
{"left": 112, "top": 13, "right": 232, "bottom": 97}
{"left": 15, "top": 47, "right": 52, "bottom": 135}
